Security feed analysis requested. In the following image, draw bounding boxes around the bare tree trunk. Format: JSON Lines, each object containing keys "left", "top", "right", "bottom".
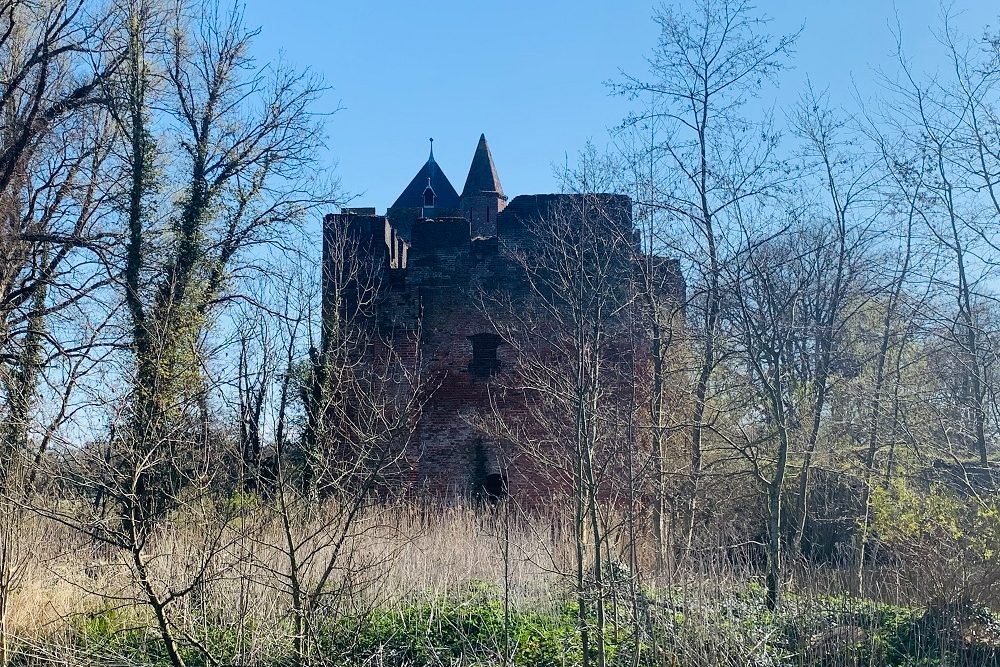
{"left": 649, "top": 316, "right": 668, "bottom": 566}
{"left": 129, "top": 541, "right": 187, "bottom": 667}
{"left": 766, "top": 412, "right": 790, "bottom": 610}
{"left": 684, "top": 117, "right": 719, "bottom": 558}
{"left": 575, "top": 431, "right": 590, "bottom": 667}
{"left": 0, "top": 500, "right": 18, "bottom": 667}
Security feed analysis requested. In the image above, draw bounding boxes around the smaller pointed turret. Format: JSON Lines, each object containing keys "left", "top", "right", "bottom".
{"left": 460, "top": 134, "right": 507, "bottom": 237}
{"left": 461, "top": 134, "right": 504, "bottom": 199}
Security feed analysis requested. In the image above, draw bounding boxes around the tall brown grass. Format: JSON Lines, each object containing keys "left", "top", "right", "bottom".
{"left": 5, "top": 495, "right": 992, "bottom": 666}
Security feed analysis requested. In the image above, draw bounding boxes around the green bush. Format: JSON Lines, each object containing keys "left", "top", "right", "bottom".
{"left": 318, "top": 585, "right": 583, "bottom": 667}
{"left": 63, "top": 605, "right": 260, "bottom": 667}
{"left": 73, "top": 605, "right": 165, "bottom": 664}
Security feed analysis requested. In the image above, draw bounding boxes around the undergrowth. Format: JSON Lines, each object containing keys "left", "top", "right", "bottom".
{"left": 12, "top": 582, "right": 999, "bottom": 666}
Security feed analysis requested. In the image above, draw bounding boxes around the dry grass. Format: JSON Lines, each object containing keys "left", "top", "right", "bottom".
{"left": 5, "top": 495, "right": 993, "bottom": 666}
{"left": 6, "top": 498, "right": 579, "bottom": 650}
{"left": 2, "top": 497, "right": 887, "bottom": 634}
{"left": 8, "top": 511, "right": 99, "bottom": 638}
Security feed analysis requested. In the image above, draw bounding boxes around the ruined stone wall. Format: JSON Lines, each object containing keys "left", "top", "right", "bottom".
{"left": 323, "top": 193, "right": 686, "bottom": 505}
{"left": 393, "top": 218, "right": 518, "bottom": 498}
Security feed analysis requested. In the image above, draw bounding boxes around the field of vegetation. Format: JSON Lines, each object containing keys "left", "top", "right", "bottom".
{"left": 4, "top": 495, "right": 999, "bottom": 666}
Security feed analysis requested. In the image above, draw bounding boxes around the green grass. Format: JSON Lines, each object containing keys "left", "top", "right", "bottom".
{"left": 19, "top": 584, "right": 1000, "bottom": 666}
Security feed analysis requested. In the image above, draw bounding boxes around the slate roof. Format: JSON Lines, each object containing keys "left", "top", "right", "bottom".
{"left": 390, "top": 153, "right": 460, "bottom": 211}
{"left": 461, "top": 133, "right": 505, "bottom": 199}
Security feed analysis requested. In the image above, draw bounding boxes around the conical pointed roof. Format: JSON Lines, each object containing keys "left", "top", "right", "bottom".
{"left": 461, "top": 134, "right": 505, "bottom": 199}
{"left": 390, "top": 145, "right": 460, "bottom": 210}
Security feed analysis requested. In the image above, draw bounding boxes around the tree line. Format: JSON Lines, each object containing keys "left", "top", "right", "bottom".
{"left": 1, "top": 0, "right": 1000, "bottom": 665}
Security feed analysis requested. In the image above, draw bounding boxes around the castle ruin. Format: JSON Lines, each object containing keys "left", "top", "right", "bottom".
{"left": 322, "top": 135, "right": 683, "bottom": 502}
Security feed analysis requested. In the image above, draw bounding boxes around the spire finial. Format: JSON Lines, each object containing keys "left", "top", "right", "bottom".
{"left": 428, "top": 137, "right": 434, "bottom": 162}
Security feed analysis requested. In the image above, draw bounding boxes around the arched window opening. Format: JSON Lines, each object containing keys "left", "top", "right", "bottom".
{"left": 482, "top": 473, "right": 508, "bottom": 501}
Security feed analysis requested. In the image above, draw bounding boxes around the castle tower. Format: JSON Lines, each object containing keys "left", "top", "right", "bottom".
{"left": 460, "top": 134, "right": 507, "bottom": 238}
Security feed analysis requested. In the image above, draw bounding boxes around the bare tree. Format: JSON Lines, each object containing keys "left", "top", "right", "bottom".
{"left": 247, "top": 214, "right": 427, "bottom": 667}
{"left": 613, "top": 0, "right": 798, "bottom": 555}
{"left": 616, "top": 108, "right": 690, "bottom": 566}
{"left": 786, "top": 88, "right": 883, "bottom": 555}
{"left": 483, "top": 154, "right": 640, "bottom": 667}
{"left": 1, "top": 0, "right": 120, "bottom": 491}
{"left": 848, "top": 110, "right": 930, "bottom": 593}
{"left": 883, "top": 12, "right": 1000, "bottom": 469}
{"left": 725, "top": 225, "right": 814, "bottom": 609}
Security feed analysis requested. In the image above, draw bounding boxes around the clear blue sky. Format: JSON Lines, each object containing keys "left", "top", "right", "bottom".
{"left": 242, "top": 1, "right": 995, "bottom": 213}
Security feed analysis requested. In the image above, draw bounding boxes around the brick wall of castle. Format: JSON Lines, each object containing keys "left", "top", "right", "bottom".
{"left": 322, "top": 140, "right": 685, "bottom": 504}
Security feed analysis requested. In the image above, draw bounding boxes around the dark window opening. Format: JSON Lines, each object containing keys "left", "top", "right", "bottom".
{"left": 482, "top": 473, "right": 508, "bottom": 501}
{"left": 468, "top": 333, "right": 502, "bottom": 378}
{"left": 423, "top": 185, "right": 435, "bottom": 208}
